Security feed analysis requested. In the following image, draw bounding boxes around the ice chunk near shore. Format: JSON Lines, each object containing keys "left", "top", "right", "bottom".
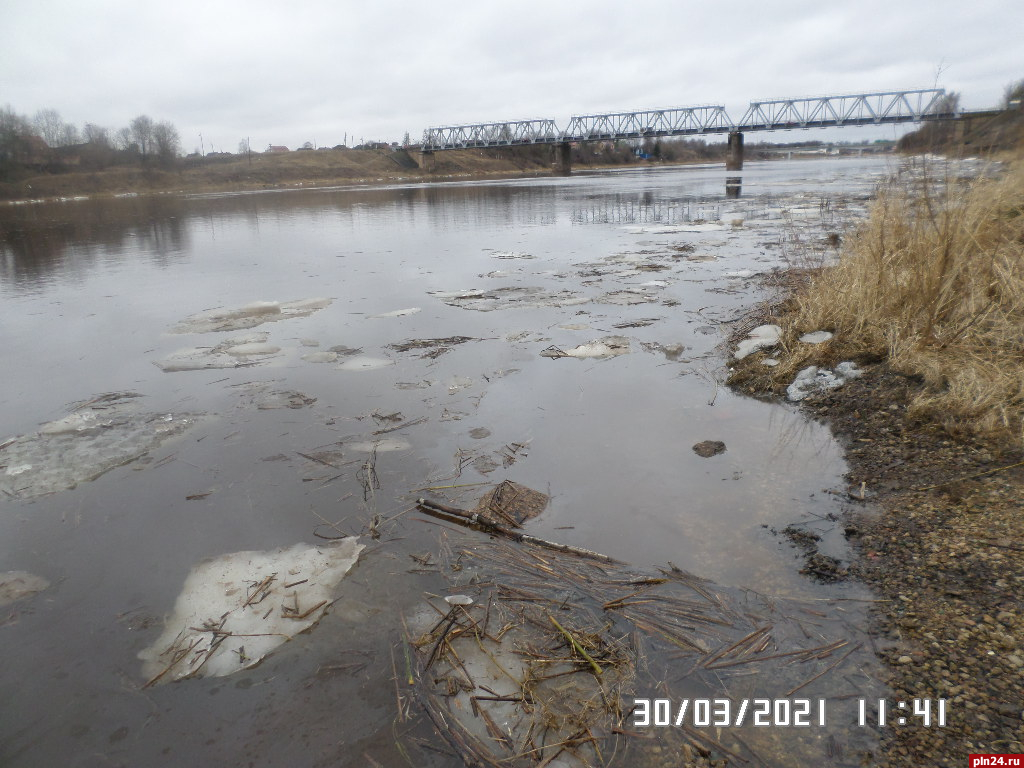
{"left": 0, "top": 571, "right": 50, "bottom": 606}
{"left": 799, "top": 330, "right": 834, "bottom": 344}
{"left": 734, "top": 325, "right": 782, "bottom": 359}
{"left": 786, "top": 363, "right": 863, "bottom": 402}
{"left": 139, "top": 538, "right": 364, "bottom": 684}
{"left": 0, "top": 394, "right": 196, "bottom": 499}
{"left": 170, "top": 298, "right": 332, "bottom": 334}
{"left": 429, "top": 286, "right": 588, "bottom": 312}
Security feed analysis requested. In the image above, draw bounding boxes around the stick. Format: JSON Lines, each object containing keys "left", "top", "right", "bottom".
{"left": 416, "top": 498, "right": 620, "bottom": 564}
{"left": 548, "top": 613, "right": 602, "bottom": 676}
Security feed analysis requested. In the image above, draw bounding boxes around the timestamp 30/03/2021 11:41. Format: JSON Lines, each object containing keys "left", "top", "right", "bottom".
{"left": 632, "top": 698, "right": 948, "bottom": 728}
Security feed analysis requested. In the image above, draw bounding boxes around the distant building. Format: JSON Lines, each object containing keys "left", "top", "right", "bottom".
{"left": 266, "top": 145, "right": 289, "bottom": 153}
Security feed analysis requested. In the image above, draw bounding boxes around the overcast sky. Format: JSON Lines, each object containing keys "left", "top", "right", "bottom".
{"left": 2, "top": 0, "right": 1021, "bottom": 153}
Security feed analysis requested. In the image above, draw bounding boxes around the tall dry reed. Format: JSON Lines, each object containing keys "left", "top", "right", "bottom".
{"left": 791, "top": 159, "right": 1024, "bottom": 442}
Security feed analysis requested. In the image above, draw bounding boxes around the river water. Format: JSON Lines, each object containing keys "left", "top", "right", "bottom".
{"left": 1, "top": 158, "right": 897, "bottom": 767}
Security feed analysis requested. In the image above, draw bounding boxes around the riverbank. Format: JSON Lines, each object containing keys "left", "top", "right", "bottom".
{"left": 1, "top": 146, "right": 736, "bottom": 202}
{"left": 728, "top": 156, "right": 1024, "bottom": 766}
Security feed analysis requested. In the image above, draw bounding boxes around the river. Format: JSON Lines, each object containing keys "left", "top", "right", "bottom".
{"left": 1, "top": 157, "right": 896, "bottom": 767}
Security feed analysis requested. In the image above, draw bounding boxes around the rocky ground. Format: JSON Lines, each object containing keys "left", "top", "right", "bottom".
{"left": 783, "top": 364, "right": 1024, "bottom": 766}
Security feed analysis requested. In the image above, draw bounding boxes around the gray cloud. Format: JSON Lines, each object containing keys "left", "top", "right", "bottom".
{"left": 2, "top": 0, "right": 1020, "bottom": 152}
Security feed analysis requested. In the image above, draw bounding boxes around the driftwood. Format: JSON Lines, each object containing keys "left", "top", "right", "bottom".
{"left": 415, "top": 498, "right": 620, "bottom": 564}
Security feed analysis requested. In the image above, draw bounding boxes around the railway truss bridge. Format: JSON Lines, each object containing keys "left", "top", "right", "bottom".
{"left": 420, "top": 89, "right": 985, "bottom": 173}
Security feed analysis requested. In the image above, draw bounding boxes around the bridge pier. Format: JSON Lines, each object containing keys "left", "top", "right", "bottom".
{"left": 555, "top": 142, "right": 572, "bottom": 176}
{"left": 726, "top": 131, "right": 744, "bottom": 171}
{"left": 418, "top": 151, "right": 435, "bottom": 172}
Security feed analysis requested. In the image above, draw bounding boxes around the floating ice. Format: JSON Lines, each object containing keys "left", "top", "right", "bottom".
{"left": 447, "top": 376, "right": 474, "bottom": 393}
{"left": 489, "top": 250, "right": 535, "bottom": 259}
{"left": 154, "top": 333, "right": 282, "bottom": 372}
{"left": 370, "top": 307, "right": 421, "bottom": 319}
{"left": 337, "top": 356, "right": 394, "bottom": 371}
{"left": 429, "top": 286, "right": 587, "bottom": 312}
{"left": 0, "top": 394, "right": 196, "bottom": 499}
{"left": 734, "top": 324, "right": 782, "bottom": 359}
{"left": 596, "top": 289, "right": 658, "bottom": 306}
{"left": 0, "top": 571, "right": 50, "bottom": 606}
{"left": 624, "top": 223, "right": 725, "bottom": 234}
{"left": 225, "top": 342, "right": 281, "bottom": 357}
{"left": 541, "top": 336, "right": 630, "bottom": 360}
{"left": 139, "top": 539, "right": 364, "bottom": 684}
{"left": 169, "top": 298, "right": 332, "bottom": 334}
{"left": 301, "top": 351, "right": 338, "bottom": 363}
{"left": 346, "top": 437, "right": 411, "bottom": 452}
{"left": 234, "top": 383, "right": 316, "bottom": 410}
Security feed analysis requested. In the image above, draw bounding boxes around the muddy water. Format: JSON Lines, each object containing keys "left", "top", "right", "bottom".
{"left": 1, "top": 158, "right": 895, "bottom": 766}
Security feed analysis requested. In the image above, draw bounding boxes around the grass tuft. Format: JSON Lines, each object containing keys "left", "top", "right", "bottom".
{"left": 732, "top": 157, "right": 1024, "bottom": 445}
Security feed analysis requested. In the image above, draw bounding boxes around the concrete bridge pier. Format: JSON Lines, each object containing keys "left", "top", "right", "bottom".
{"left": 555, "top": 142, "right": 572, "bottom": 175}
{"left": 418, "top": 150, "right": 435, "bottom": 171}
{"left": 726, "top": 131, "right": 744, "bottom": 170}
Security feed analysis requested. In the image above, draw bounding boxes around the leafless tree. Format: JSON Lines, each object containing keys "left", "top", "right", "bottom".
{"left": 129, "top": 114, "right": 155, "bottom": 157}
{"left": 152, "top": 121, "right": 180, "bottom": 166}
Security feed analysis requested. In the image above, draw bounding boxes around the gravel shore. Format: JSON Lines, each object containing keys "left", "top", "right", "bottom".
{"left": 787, "top": 364, "right": 1024, "bottom": 766}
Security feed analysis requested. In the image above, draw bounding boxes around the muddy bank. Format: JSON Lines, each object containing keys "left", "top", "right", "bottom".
{"left": 734, "top": 359, "right": 1024, "bottom": 766}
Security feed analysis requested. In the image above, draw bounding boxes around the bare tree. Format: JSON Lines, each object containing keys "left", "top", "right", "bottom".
{"left": 129, "top": 114, "right": 155, "bottom": 157}
{"left": 33, "top": 108, "right": 64, "bottom": 146}
{"left": 115, "top": 126, "right": 134, "bottom": 152}
{"left": 1003, "top": 78, "right": 1024, "bottom": 109}
{"left": 83, "top": 123, "right": 111, "bottom": 147}
{"left": 152, "top": 121, "right": 180, "bottom": 167}
{"left": 1, "top": 105, "right": 39, "bottom": 178}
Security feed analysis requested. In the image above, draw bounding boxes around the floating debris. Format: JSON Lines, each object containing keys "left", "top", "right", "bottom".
{"left": 154, "top": 333, "right": 281, "bottom": 372}
{"left": 692, "top": 440, "right": 727, "bottom": 458}
{"left": 0, "top": 571, "right": 50, "bottom": 606}
{"left": 0, "top": 394, "right": 196, "bottom": 499}
{"left": 169, "top": 298, "right": 332, "bottom": 334}
{"left": 139, "top": 538, "right": 363, "bottom": 685}
{"left": 388, "top": 336, "right": 475, "bottom": 359}
{"left": 540, "top": 336, "right": 630, "bottom": 360}
{"left": 472, "top": 479, "right": 549, "bottom": 527}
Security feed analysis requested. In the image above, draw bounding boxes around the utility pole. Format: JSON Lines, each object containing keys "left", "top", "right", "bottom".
{"left": 199, "top": 133, "right": 205, "bottom": 157}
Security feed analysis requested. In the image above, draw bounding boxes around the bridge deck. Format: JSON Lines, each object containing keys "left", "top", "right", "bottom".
{"left": 421, "top": 89, "right": 966, "bottom": 151}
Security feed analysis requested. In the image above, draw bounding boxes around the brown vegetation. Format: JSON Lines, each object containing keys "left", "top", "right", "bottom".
{"left": 731, "top": 156, "right": 1024, "bottom": 446}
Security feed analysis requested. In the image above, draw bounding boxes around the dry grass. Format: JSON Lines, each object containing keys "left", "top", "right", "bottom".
{"left": 734, "top": 156, "right": 1024, "bottom": 444}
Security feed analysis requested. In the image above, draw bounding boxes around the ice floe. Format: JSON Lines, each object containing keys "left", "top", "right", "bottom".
{"left": 0, "top": 571, "right": 50, "bottom": 606}
{"left": 540, "top": 336, "right": 630, "bottom": 359}
{"left": 139, "top": 538, "right": 364, "bottom": 684}
{"left": 169, "top": 298, "right": 332, "bottom": 334}
{"left": 337, "top": 356, "right": 394, "bottom": 371}
{"left": 488, "top": 250, "right": 535, "bottom": 259}
{"left": 154, "top": 333, "right": 281, "bottom": 372}
{"left": 370, "top": 307, "right": 421, "bottom": 319}
{"left": 428, "top": 287, "right": 587, "bottom": 312}
{"left": 0, "top": 394, "right": 196, "bottom": 499}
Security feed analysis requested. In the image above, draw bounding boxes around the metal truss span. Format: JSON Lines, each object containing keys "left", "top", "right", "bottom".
{"left": 562, "top": 105, "right": 733, "bottom": 141}
{"left": 739, "top": 89, "right": 950, "bottom": 130}
{"left": 419, "top": 89, "right": 958, "bottom": 151}
{"left": 421, "top": 119, "right": 559, "bottom": 151}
